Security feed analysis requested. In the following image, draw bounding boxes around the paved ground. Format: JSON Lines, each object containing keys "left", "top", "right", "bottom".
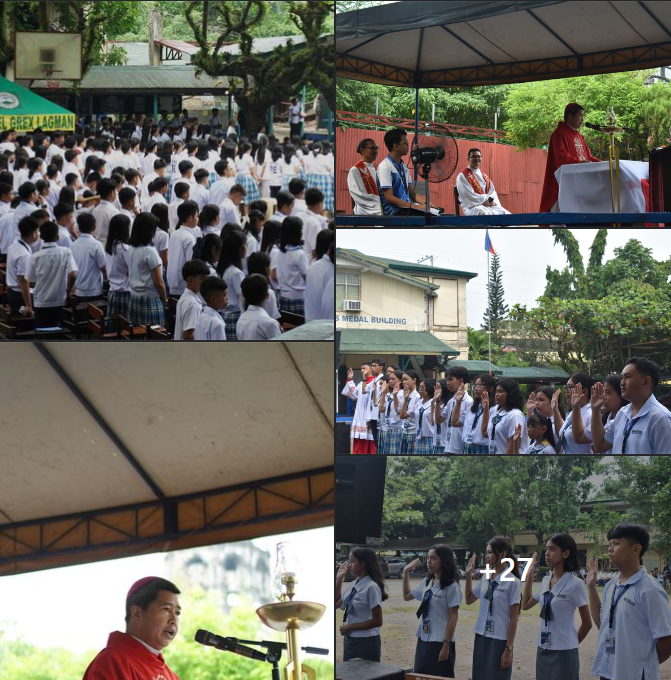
{"left": 336, "top": 576, "right": 671, "bottom": 680}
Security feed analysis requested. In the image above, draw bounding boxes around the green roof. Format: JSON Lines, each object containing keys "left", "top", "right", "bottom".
{"left": 340, "top": 248, "right": 478, "bottom": 280}
{"left": 337, "top": 248, "right": 440, "bottom": 292}
{"left": 499, "top": 367, "right": 570, "bottom": 382}
{"left": 339, "top": 329, "right": 459, "bottom": 356}
{"left": 32, "top": 66, "right": 229, "bottom": 94}
{"left": 445, "top": 359, "right": 503, "bottom": 376}
{"left": 0, "top": 76, "right": 74, "bottom": 131}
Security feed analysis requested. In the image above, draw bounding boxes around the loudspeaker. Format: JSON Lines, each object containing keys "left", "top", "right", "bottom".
{"left": 336, "top": 456, "right": 387, "bottom": 545}
{"left": 336, "top": 421, "right": 351, "bottom": 454}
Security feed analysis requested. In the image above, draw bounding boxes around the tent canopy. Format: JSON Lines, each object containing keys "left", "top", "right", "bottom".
{"left": 336, "top": 1, "right": 671, "bottom": 87}
{"left": 0, "top": 343, "right": 333, "bottom": 576}
{"left": 0, "top": 75, "right": 75, "bottom": 131}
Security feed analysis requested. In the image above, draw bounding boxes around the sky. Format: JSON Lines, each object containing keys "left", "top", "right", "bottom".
{"left": 0, "top": 526, "right": 334, "bottom": 661}
{"left": 337, "top": 228, "right": 671, "bottom": 329}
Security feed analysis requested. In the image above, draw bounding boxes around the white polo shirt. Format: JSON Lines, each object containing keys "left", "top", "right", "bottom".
{"left": 194, "top": 306, "right": 227, "bottom": 341}
{"left": 71, "top": 233, "right": 106, "bottom": 297}
{"left": 487, "top": 408, "right": 528, "bottom": 454}
{"left": 604, "top": 394, "right": 671, "bottom": 454}
{"left": 6, "top": 239, "right": 33, "bottom": 291}
{"left": 105, "top": 243, "right": 130, "bottom": 293}
{"left": 236, "top": 305, "right": 281, "bottom": 341}
{"left": 91, "top": 200, "right": 119, "bottom": 245}
{"left": 401, "top": 390, "right": 422, "bottom": 434}
{"left": 276, "top": 246, "right": 308, "bottom": 301}
{"left": 592, "top": 567, "right": 671, "bottom": 680}
{"left": 223, "top": 265, "right": 245, "bottom": 313}
{"left": 473, "top": 571, "right": 521, "bottom": 641}
{"left": 557, "top": 404, "right": 593, "bottom": 454}
{"left": 27, "top": 242, "right": 78, "bottom": 308}
{"left": 366, "top": 374, "right": 383, "bottom": 424}
{"left": 174, "top": 287, "right": 204, "bottom": 341}
{"left": 443, "top": 394, "right": 474, "bottom": 454}
{"left": 305, "top": 256, "right": 334, "bottom": 323}
{"left": 411, "top": 578, "right": 462, "bottom": 643}
{"left": 528, "top": 440, "right": 556, "bottom": 454}
{"left": 219, "top": 197, "right": 242, "bottom": 227}
{"left": 129, "top": 245, "right": 162, "bottom": 298}
{"left": 339, "top": 575, "right": 383, "bottom": 638}
{"left": 462, "top": 402, "right": 489, "bottom": 448}
{"left": 166, "top": 227, "right": 198, "bottom": 296}
{"left": 532, "top": 572, "right": 587, "bottom": 650}
{"left": 383, "top": 393, "right": 404, "bottom": 430}
{"left": 416, "top": 399, "right": 436, "bottom": 442}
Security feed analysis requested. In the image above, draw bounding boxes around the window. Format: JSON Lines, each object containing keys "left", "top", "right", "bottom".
{"left": 336, "top": 273, "right": 361, "bottom": 311}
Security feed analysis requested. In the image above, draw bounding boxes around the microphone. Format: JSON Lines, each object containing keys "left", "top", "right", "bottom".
{"left": 195, "top": 629, "right": 268, "bottom": 662}
{"left": 584, "top": 122, "right": 603, "bottom": 131}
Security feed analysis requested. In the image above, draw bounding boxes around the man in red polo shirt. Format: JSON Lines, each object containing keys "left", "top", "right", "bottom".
{"left": 82, "top": 577, "right": 182, "bottom": 680}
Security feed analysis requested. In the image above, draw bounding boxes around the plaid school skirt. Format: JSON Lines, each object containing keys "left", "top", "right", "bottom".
{"left": 128, "top": 294, "right": 166, "bottom": 326}
{"left": 400, "top": 431, "right": 416, "bottom": 454}
{"left": 463, "top": 442, "right": 490, "bottom": 454}
{"left": 223, "top": 310, "right": 241, "bottom": 341}
{"left": 280, "top": 296, "right": 305, "bottom": 316}
{"left": 414, "top": 436, "right": 434, "bottom": 455}
{"left": 107, "top": 290, "right": 130, "bottom": 319}
{"left": 377, "top": 429, "right": 387, "bottom": 454}
{"left": 385, "top": 428, "right": 403, "bottom": 455}
{"left": 236, "top": 174, "right": 261, "bottom": 204}
{"left": 433, "top": 445, "right": 445, "bottom": 455}
{"left": 306, "top": 173, "right": 333, "bottom": 213}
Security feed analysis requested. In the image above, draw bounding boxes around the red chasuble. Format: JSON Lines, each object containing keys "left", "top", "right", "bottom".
{"left": 540, "top": 121, "right": 600, "bottom": 212}
{"left": 352, "top": 376, "right": 376, "bottom": 455}
{"left": 354, "top": 160, "right": 379, "bottom": 195}
{"left": 83, "top": 632, "right": 181, "bottom": 680}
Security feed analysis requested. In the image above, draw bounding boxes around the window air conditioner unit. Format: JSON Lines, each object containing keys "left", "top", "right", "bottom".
{"left": 343, "top": 299, "right": 362, "bottom": 311}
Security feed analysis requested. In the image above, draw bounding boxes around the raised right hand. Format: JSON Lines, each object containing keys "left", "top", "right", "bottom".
{"left": 405, "top": 558, "right": 421, "bottom": 572}
{"left": 586, "top": 557, "right": 598, "bottom": 587}
{"left": 433, "top": 382, "right": 442, "bottom": 402}
{"left": 551, "top": 389, "right": 561, "bottom": 411}
{"left": 591, "top": 382, "right": 606, "bottom": 411}
{"left": 455, "top": 384, "right": 466, "bottom": 403}
{"left": 571, "top": 382, "right": 584, "bottom": 408}
{"left": 347, "top": 367, "right": 354, "bottom": 381}
{"left": 336, "top": 562, "right": 349, "bottom": 580}
{"left": 526, "top": 392, "right": 536, "bottom": 415}
{"left": 466, "top": 554, "right": 477, "bottom": 574}
{"left": 481, "top": 390, "right": 489, "bottom": 409}
{"left": 393, "top": 382, "right": 400, "bottom": 394}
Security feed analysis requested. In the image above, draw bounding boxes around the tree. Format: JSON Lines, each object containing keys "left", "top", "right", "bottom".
{"left": 0, "top": 2, "right": 144, "bottom": 75}
{"left": 482, "top": 252, "right": 509, "bottom": 338}
{"left": 185, "top": 1, "right": 333, "bottom": 133}
{"left": 468, "top": 326, "right": 498, "bottom": 361}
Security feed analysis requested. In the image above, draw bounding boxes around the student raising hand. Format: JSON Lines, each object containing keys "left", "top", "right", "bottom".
{"left": 570, "top": 382, "right": 584, "bottom": 409}
{"left": 433, "top": 381, "right": 442, "bottom": 402}
{"left": 455, "top": 384, "right": 466, "bottom": 402}
{"left": 512, "top": 422, "right": 522, "bottom": 454}
{"left": 526, "top": 392, "right": 536, "bottom": 416}
{"left": 466, "top": 554, "right": 477, "bottom": 574}
{"left": 481, "top": 389, "right": 489, "bottom": 410}
{"left": 591, "top": 382, "right": 606, "bottom": 411}
{"left": 347, "top": 367, "right": 354, "bottom": 381}
{"left": 551, "top": 388, "right": 561, "bottom": 412}
{"left": 585, "top": 557, "right": 599, "bottom": 589}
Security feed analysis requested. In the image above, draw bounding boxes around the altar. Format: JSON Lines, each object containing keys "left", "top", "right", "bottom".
{"left": 555, "top": 160, "right": 649, "bottom": 213}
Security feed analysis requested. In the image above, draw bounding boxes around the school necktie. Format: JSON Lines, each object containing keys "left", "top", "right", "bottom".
{"left": 483, "top": 579, "right": 499, "bottom": 615}
{"left": 621, "top": 415, "right": 643, "bottom": 454}
{"left": 416, "top": 587, "right": 433, "bottom": 619}
{"left": 343, "top": 587, "right": 357, "bottom": 622}
{"left": 540, "top": 590, "right": 554, "bottom": 623}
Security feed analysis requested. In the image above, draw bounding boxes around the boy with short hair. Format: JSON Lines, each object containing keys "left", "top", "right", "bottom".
{"left": 219, "top": 184, "right": 245, "bottom": 227}
{"left": 288, "top": 178, "right": 307, "bottom": 214}
{"left": 27, "top": 220, "right": 78, "bottom": 328}
{"left": 236, "top": 274, "right": 281, "bottom": 340}
{"left": 273, "top": 191, "right": 296, "bottom": 224}
{"left": 0, "top": 182, "right": 14, "bottom": 219}
{"left": 53, "top": 202, "right": 76, "bottom": 248}
{"left": 194, "top": 276, "right": 228, "bottom": 341}
{"left": 71, "top": 212, "right": 107, "bottom": 300}
{"left": 191, "top": 168, "right": 211, "bottom": 212}
{"left": 6, "top": 216, "right": 40, "bottom": 315}
{"left": 174, "top": 259, "right": 209, "bottom": 341}
{"left": 587, "top": 522, "right": 671, "bottom": 680}
{"left": 437, "top": 366, "right": 474, "bottom": 454}
{"left": 167, "top": 200, "right": 200, "bottom": 296}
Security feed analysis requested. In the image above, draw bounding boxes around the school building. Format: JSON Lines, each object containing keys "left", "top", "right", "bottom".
{"left": 336, "top": 248, "right": 477, "bottom": 412}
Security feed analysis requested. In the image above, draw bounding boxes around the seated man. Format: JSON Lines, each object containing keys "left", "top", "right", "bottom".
{"left": 456, "top": 148, "right": 512, "bottom": 217}
{"left": 347, "top": 137, "right": 382, "bottom": 215}
{"left": 377, "top": 128, "right": 441, "bottom": 216}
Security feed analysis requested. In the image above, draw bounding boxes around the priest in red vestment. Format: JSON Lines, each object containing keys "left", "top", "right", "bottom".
{"left": 83, "top": 577, "right": 182, "bottom": 680}
{"left": 540, "top": 103, "right": 600, "bottom": 212}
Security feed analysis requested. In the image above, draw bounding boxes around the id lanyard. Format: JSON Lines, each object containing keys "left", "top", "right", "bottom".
{"left": 385, "top": 395, "right": 392, "bottom": 427}
{"left": 467, "top": 404, "right": 483, "bottom": 443}
{"left": 388, "top": 155, "right": 409, "bottom": 197}
{"left": 608, "top": 583, "right": 631, "bottom": 632}
{"left": 490, "top": 411, "right": 505, "bottom": 452}
{"left": 343, "top": 586, "right": 358, "bottom": 622}
{"left": 558, "top": 413, "right": 572, "bottom": 452}
{"left": 418, "top": 403, "right": 429, "bottom": 437}
{"left": 484, "top": 578, "right": 499, "bottom": 617}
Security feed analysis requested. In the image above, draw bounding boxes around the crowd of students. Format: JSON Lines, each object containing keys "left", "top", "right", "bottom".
{"left": 0, "top": 124, "right": 334, "bottom": 339}
{"left": 342, "top": 356, "right": 671, "bottom": 454}
{"left": 336, "top": 524, "right": 671, "bottom": 680}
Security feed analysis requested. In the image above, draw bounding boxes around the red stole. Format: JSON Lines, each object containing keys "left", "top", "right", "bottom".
{"left": 462, "top": 167, "right": 491, "bottom": 195}
{"left": 355, "top": 161, "right": 379, "bottom": 195}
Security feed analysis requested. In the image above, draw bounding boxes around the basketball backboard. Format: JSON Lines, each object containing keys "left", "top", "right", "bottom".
{"left": 14, "top": 32, "right": 83, "bottom": 81}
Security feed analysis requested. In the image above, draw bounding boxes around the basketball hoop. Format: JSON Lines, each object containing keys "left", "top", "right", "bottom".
{"left": 46, "top": 80, "right": 62, "bottom": 90}
{"left": 43, "top": 67, "right": 63, "bottom": 90}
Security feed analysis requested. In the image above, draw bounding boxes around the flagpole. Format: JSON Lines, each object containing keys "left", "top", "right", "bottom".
{"left": 488, "top": 247, "right": 492, "bottom": 374}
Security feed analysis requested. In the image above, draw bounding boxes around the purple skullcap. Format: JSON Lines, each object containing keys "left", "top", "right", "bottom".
{"left": 564, "top": 103, "right": 583, "bottom": 116}
{"left": 127, "top": 576, "right": 161, "bottom": 605}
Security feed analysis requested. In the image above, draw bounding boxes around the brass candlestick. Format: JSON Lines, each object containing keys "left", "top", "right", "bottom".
{"left": 257, "top": 573, "right": 326, "bottom": 680}
{"left": 600, "top": 125, "right": 623, "bottom": 213}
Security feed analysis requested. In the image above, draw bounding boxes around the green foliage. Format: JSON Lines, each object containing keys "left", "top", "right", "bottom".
{"left": 482, "top": 253, "right": 509, "bottom": 337}
{"left": 0, "top": 633, "right": 90, "bottom": 680}
{"left": 502, "top": 70, "right": 655, "bottom": 158}
{"left": 640, "top": 81, "right": 671, "bottom": 148}
{"left": 468, "top": 326, "right": 498, "bottom": 361}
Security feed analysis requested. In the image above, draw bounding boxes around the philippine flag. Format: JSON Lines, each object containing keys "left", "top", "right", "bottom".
{"left": 484, "top": 229, "right": 496, "bottom": 255}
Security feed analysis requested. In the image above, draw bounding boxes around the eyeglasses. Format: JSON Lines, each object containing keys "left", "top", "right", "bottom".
{"left": 469, "top": 156, "right": 482, "bottom": 160}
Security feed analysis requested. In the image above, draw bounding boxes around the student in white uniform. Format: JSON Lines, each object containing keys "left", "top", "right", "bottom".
{"left": 174, "top": 259, "right": 208, "bottom": 341}
{"left": 591, "top": 357, "right": 671, "bottom": 454}
{"left": 521, "top": 534, "right": 592, "bottom": 680}
{"left": 483, "top": 379, "right": 528, "bottom": 454}
{"left": 524, "top": 413, "right": 557, "bottom": 454}
{"left": 236, "top": 274, "right": 281, "bottom": 341}
{"left": 373, "top": 374, "right": 390, "bottom": 452}
{"left": 526, "top": 386, "right": 564, "bottom": 440}
{"left": 598, "top": 374, "right": 628, "bottom": 431}
{"left": 445, "top": 367, "right": 475, "bottom": 454}
{"left": 336, "top": 546, "right": 387, "bottom": 662}
{"left": 194, "top": 276, "right": 228, "bottom": 341}
{"left": 399, "top": 370, "right": 422, "bottom": 454}
{"left": 342, "top": 363, "right": 377, "bottom": 454}
{"left": 104, "top": 214, "right": 132, "bottom": 320}
{"left": 461, "top": 374, "right": 496, "bottom": 454}
{"left": 431, "top": 379, "right": 450, "bottom": 454}
{"left": 554, "top": 372, "right": 594, "bottom": 454}
{"left": 71, "top": 212, "right": 107, "bottom": 301}
{"left": 404, "top": 544, "right": 462, "bottom": 678}
{"left": 587, "top": 522, "right": 671, "bottom": 680}
{"left": 414, "top": 379, "right": 437, "bottom": 454}
{"left": 378, "top": 370, "right": 404, "bottom": 455}
{"left": 465, "top": 536, "right": 521, "bottom": 680}
{"left": 365, "top": 359, "right": 385, "bottom": 446}
{"left": 167, "top": 201, "right": 200, "bottom": 296}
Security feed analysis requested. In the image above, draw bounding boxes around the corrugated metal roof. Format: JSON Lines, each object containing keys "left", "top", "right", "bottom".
{"left": 376, "top": 254, "right": 478, "bottom": 280}
{"left": 336, "top": 128, "right": 547, "bottom": 215}
{"left": 499, "top": 367, "right": 570, "bottom": 381}
{"left": 339, "top": 329, "right": 459, "bottom": 356}
{"left": 445, "top": 359, "right": 503, "bottom": 376}
{"left": 32, "top": 66, "right": 228, "bottom": 93}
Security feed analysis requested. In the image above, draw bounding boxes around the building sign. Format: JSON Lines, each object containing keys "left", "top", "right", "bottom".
{"left": 337, "top": 315, "right": 409, "bottom": 325}
{"left": 0, "top": 113, "right": 75, "bottom": 131}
